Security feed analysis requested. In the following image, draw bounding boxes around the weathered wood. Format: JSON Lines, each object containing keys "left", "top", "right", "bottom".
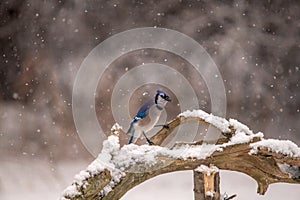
{"left": 62, "top": 140, "right": 300, "bottom": 200}
{"left": 193, "top": 166, "right": 220, "bottom": 200}
{"left": 194, "top": 170, "right": 205, "bottom": 200}
{"left": 64, "top": 169, "right": 111, "bottom": 200}
{"left": 62, "top": 114, "right": 300, "bottom": 200}
{"left": 150, "top": 116, "right": 235, "bottom": 146}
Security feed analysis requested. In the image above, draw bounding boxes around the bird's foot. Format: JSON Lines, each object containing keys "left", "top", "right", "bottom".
{"left": 224, "top": 194, "right": 237, "bottom": 200}
{"left": 154, "top": 124, "right": 170, "bottom": 129}
{"left": 128, "top": 136, "right": 134, "bottom": 144}
{"left": 162, "top": 124, "right": 169, "bottom": 129}
{"left": 146, "top": 138, "right": 154, "bottom": 145}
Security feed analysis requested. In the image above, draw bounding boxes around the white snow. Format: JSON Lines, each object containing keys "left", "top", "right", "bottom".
{"left": 97, "top": 135, "right": 126, "bottom": 197}
{"left": 229, "top": 118, "right": 253, "bottom": 135}
{"left": 206, "top": 191, "right": 215, "bottom": 197}
{"left": 105, "top": 134, "right": 121, "bottom": 152}
{"left": 111, "top": 123, "right": 123, "bottom": 132}
{"left": 250, "top": 139, "right": 300, "bottom": 157}
{"left": 61, "top": 159, "right": 107, "bottom": 198}
{"left": 114, "top": 144, "right": 164, "bottom": 169}
{"left": 179, "top": 110, "right": 231, "bottom": 133}
{"left": 214, "top": 118, "right": 263, "bottom": 149}
{"left": 61, "top": 135, "right": 125, "bottom": 199}
{"left": 74, "top": 170, "right": 90, "bottom": 186}
{"left": 169, "top": 144, "right": 218, "bottom": 160}
{"left": 225, "top": 131, "right": 263, "bottom": 146}
{"left": 179, "top": 110, "right": 265, "bottom": 146}
{"left": 62, "top": 185, "right": 81, "bottom": 198}
{"left": 61, "top": 134, "right": 221, "bottom": 198}
{"left": 114, "top": 142, "right": 218, "bottom": 170}
{"left": 195, "top": 165, "right": 219, "bottom": 176}
{"left": 210, "top": 118, "right": 264, "bottom": 147}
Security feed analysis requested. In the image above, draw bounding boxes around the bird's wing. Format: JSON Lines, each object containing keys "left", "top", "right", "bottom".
{"left": 127, "top": 98, "right": 155, "bottom": 134}
{"left": 135, "top": 98, "right": 155, "bottom": 119}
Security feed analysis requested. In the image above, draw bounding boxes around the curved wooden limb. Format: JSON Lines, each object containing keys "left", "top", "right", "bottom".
{"left": 61, "top": 112, "right": 300, "bottom": 200}
{"left": 150, "top": 116, "right": 235, "bottom": 146}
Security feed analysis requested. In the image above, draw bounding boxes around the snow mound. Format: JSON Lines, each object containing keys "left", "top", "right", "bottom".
{"left": 250, "top": 139, "right": 300, "bottom": 158}
{"left": 179, "top": 110, "right": 231, "bottom": 133}
{"left": 61, "top": 135, "right": 125, "bottom": 199}
{"left": 195, "top": 165, "right": 219, "bottom": 175}
{"left": 229, "top": 118, "right": 254, "bottom": 135}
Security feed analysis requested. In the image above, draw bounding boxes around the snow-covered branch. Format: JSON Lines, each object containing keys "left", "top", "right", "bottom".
{"left": 61, "top": 109, "right": 300, "bottom": 200}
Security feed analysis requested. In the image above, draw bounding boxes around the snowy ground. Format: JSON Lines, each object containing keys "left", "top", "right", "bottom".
{"left": 0, "top": 158, "right": 299, "bottom": 200}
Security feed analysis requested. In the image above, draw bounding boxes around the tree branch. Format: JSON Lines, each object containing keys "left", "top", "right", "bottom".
{"left": 61, "top": 110, "right": 300, "bottom": 200}
{"left": 150, "top": 115, "right": 234, "bottom": 146}
{"left": 193, "top": 165, "right": 220, "bottom": 200}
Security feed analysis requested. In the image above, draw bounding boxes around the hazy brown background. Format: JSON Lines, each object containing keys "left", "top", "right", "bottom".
{"left": 0, "top": 0, "right": 299, "bottom": 199}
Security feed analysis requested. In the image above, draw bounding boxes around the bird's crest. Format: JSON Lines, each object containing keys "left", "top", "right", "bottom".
{"left": 155, "top": 90, "right": 171, "bottom": 104}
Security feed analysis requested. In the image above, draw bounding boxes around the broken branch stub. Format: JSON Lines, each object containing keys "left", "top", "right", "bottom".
{"left": 193, "top": 165, "right": 220, "bottom": 200}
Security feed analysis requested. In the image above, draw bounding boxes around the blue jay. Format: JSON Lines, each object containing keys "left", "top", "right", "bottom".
{"left": 127, "top": 90, "right": 171, "bottom": 145}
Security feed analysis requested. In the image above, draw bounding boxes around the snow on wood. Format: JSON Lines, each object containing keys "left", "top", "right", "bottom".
{"left": 61, "top": 109, "right": 300, "bottom": 199}
{"left": 62, "top": 185, "right": 81, "bottom": 199}
{"left": 195, "top": 165, "right": 219, "bottom": 175}
{"left": 111, "top": 123, "right": 122, "bottom": 131}
{"left": 179, "top": 109, "right": 231, "bottom": 133}
{"left": 111, "top": 138, "right": 218, "bottom": 169}
{"left": 250, "top": 139, "right": 300, "bottom": 158}
{"left": 61, "top": 135, "right": 124, "bottom": 199}
{"left": 229, "top": 118, "right": 254, "bottom": 135}
{"left": 223, "top": 131, "right": 263, "bottom": 147}
{"left": 206, "top": 191, "right": 215, "bottom": 197}
{"left": 194, "top": 164, "right": 220, "bottom": 199}
{"left": 111, "top": 123, "right": 122, "bottom": 135}
{"left": 179, "top": 110, "right": 265, "bottom": 144}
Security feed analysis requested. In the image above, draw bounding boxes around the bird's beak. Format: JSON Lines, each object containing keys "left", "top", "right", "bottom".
{"left": 166, "top": 97, "right": 171, "bottom": 102}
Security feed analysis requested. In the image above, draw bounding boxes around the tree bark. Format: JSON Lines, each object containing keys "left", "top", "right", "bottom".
{"left": 194, "top": 170, "right": 205, "bottom": 200}
{"left": 61, "top": 112, "right": 300, "bottom": 200}
{"left": 193, "top": 165, "right": 220, "bottom": 200}
{"left": 193, "top": 166, "right": 220, "bottom": 200}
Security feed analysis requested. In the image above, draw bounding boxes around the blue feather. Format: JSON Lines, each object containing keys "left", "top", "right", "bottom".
{"left": 127, "top": 98, "right": 154, "bottom": 135}
{"left": 135, "top": 98, "right": 155, "bottom": 119}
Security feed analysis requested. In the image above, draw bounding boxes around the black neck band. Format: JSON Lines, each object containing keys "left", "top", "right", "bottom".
{"left": 155, "top": 94, "right": 159, "bottom": 104}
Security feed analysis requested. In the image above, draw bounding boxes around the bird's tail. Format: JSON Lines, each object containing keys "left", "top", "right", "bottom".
{"left": 126, "top": 121, "right": 134, "bottom": 135}
{"left": 127, "top": 117, "right": 139, "bottom": 134}
{"left": 127, "top": 121, "right": 137, "bottom": 144}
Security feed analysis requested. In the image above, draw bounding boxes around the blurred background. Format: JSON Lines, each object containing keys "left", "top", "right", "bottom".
{"left": 0, "top": 0, "right": 299, "bottom": 199}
